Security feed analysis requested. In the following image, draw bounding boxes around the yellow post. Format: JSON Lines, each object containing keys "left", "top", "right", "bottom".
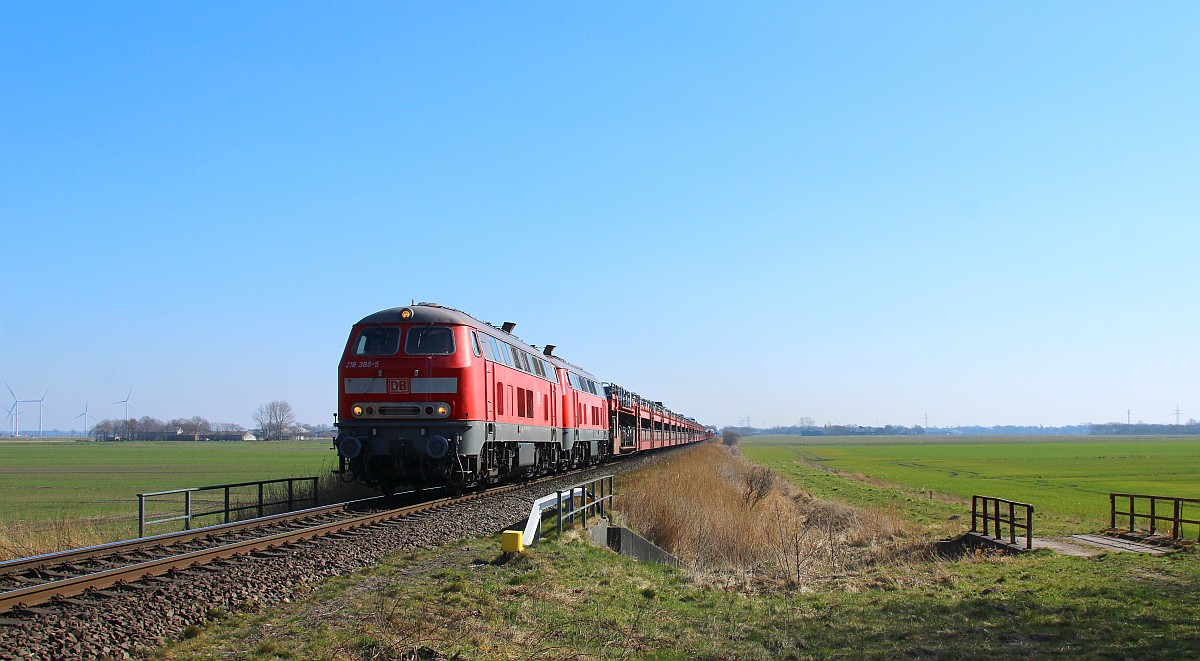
{"left": 501, "top": 530, "right": 525, "bottom": 553}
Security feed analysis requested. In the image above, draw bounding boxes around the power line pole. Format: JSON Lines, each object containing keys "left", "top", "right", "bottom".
{"left": 1174, "top": 404, "right": 1183, "bottom": 426}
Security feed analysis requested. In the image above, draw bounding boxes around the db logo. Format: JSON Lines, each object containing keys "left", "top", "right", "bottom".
{"left": 387, "top": 378, "right": 410, "bottom": 394}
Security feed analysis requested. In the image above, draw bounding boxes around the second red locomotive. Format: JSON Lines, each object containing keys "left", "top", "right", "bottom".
{"left": 333, "top": 303, "right": 709, "bottom": 494}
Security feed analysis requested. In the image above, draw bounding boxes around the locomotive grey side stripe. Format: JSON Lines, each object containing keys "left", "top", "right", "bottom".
{"left": 343, "top": 378, "right": 384, "bottom": 394}
{"left": 410, "top": 378, "right": 458, "bottom": 393}
{"left": 343, "top": 377, "right": 459, "bottom": 394}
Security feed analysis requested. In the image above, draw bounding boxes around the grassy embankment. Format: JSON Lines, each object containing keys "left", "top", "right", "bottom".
{"left": 0, "top": 439, "right": 357, "bottom": 559}
{"left": 155, "top": 439, "right": 1200, "bottom": 659}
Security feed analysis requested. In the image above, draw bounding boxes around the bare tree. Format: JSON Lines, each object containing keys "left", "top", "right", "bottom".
{"left": 253, "top": 401, "right": 295, "bottom": 440}
{"left": 92, "top": 419, "right": 116, "bottom": 437}
{"left": 137, "top": 416, "right": 166, "bottom": 432}
{"left": 742, "top": 465, "right": 775, "bottom": 509}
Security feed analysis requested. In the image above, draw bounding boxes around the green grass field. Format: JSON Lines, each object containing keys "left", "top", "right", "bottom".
{"left": 0, "top": 439, "right": 339, "bottom": 525}
{"left": 159, "top": 528, "right": 1200, "bottom": 660}
{"left": 742, "top": 435, "right": 1200, "bottom": 536}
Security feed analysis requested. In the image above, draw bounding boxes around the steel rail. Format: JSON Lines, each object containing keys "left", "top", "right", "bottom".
{"left": 0, "top": 495, "right": 388, "bottom": 575}
{"left": 0, "top": 480, "right": 533, "bottom": 614}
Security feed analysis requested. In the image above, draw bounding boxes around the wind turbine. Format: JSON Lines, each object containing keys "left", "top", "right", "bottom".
{"left": 75, "top": 401, "right": 96, "bottom": 436}
{"left": 3, "top": 401, "right": 14, "bottom": 437}
{"left": 5, "top": 383, "right": 23, "bottom": 437}
{"left": 34, "top": 389, "right": 48, "bottom": 437}
{"left": 114, "top": 387, "right": 134, "bottom": 421}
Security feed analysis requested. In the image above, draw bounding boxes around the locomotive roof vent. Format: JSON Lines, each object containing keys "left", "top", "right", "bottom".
{"left": 543, "top": 344, "right": 555, "bottom": 357}
{"left": 501, "top": 321, "right": 517, "bottom": 333}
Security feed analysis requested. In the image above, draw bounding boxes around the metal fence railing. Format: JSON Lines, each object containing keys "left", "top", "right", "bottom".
{"left": 1110, "top": 493, "right": 1200, "bottom": 542}
{"left": 511, "top": 475, "right": 615, "bottom": 549}
{"left": 137, "top": 476, "right": 320, "bottom": 537}
{"left": 971, "top": 495, "right": 1034, "bottom": 550}
{"left": 555, "top": 475, "right": 614, "bottom": 536}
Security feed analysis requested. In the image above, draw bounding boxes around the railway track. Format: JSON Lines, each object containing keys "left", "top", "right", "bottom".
{"left": 0, "top": 481, "right": 527, "bottom": 615}
{"left": 0, "top": 447, "right": 698, "bottom": 659}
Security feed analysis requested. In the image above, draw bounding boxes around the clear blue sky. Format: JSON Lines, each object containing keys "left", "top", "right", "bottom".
{"left": 2, "top": 2, "right": 1197, "bottom": 432}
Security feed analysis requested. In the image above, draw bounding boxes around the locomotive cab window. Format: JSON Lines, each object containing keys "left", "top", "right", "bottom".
{"left": 405, "top": 326, "right": 455, "bottom": 355}
{"left": 352, "top": 327, "right": 401, "bottom": 356}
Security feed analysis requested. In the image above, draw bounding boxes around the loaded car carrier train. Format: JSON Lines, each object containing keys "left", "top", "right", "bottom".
{"left": 333, "top": 303, "right": 711, "bottom": 494}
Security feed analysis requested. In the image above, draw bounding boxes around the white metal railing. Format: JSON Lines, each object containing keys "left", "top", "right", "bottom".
{"left": 518, "top": 475, "right": 613, "bottom": 547}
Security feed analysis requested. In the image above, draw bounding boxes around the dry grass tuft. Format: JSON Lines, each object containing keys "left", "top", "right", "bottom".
{"left": 0, "top": 473, "right": 375, "bottom": 562}
{"left": 616, "top": 443, "right": 929, "bottom": 589}
{"left": 0, "top": 515, "right": 127, "bottom": 560}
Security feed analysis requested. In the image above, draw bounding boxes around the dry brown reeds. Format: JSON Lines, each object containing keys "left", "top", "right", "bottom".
{"left": 0, "top": 515, "right": 129, "bottom": 561}
{"left": 0, "top": 473, "right": 377, "bottom": 562}
{"left": 615, "top": 443, "right": 927, "bottom": 589}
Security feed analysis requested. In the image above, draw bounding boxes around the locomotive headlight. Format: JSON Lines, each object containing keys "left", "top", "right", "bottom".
{"left": 352, "top": 405, "right": 364, "bottom": 417}
{"left": 437, "top": 405, "right": 448, "bottom": 416}
{"left": 400, "top": 307, "right": 414, "bottom": 319}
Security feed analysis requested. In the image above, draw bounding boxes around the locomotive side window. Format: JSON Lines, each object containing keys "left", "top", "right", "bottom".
{"left": 489, "top": 337, "right": 512, "bottom": 367}
{"left": 470, "top": 331, "right": 482, "bottom": 357}
{"left": 405, "top": 326, "right": 455, "bottom": 355}
{"left": 352, "top": 327, "right": 400, "bottom": 356}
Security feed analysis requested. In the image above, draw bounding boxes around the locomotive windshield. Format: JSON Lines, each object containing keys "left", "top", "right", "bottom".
{"left": 406, "top": 326, "right": 455, "bottom": 355}
{"left": 352, "top": 327, "right": 400, "bottom": 355}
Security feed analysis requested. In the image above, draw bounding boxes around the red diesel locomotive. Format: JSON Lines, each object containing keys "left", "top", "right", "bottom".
{"left": 333, "top": 303, "right": 710, "bottom": 493}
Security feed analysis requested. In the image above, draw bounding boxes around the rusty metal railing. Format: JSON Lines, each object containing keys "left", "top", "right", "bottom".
{"left": 137, "top": 476, "right": 320, "bottom": 537}
{"left": 971, "top": 495, "right": 1034, "bottom": 550}
{"left": 1110, "top": 493, "right": 1200, "bottom": 542}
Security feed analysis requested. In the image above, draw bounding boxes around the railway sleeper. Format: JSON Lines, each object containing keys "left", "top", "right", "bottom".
{"left": 8, "top": 575, "right": 50, "bottom": 585}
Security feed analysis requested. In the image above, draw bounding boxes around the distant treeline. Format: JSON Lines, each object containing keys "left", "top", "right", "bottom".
{"left": 724, "top": 422, "right": 1200, "bottom": 437}
{"left": 89, "top": 413, "right": 334, "bottom": 441}
{"left": 727, "top": 424, "right": 926, "bottom": 437}
{"left": 1087, "top": 422, "right": 1200, "bottom": 436}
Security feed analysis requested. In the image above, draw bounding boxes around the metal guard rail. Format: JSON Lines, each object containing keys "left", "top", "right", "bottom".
{"left": 138, "top": 476, "right": 320, "bottom": 537}
{"left": 519, "top": 475, "right": 614, "bottom": 547}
